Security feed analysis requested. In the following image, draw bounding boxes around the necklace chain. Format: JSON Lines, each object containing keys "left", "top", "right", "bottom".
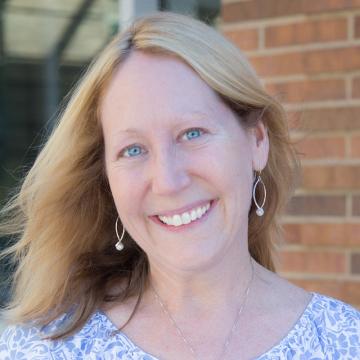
{"left": 150, "top": 259, "right": 255, "bottom": 360}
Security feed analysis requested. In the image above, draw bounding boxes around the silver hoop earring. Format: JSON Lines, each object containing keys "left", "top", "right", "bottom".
{"left": 115, "top": 217, "right": 125, "bottom": 251}
{"left": 252, "top": 172, "right": 266, "bottom": 217}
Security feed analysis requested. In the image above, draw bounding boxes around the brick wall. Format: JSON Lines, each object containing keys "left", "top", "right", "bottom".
{"left": 221, "top": 0, "right": 360, "bottom": 307}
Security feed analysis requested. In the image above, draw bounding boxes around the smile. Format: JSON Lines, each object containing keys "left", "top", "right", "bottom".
{"left": 157, "top": 202, "right": 211, "bottom": 226}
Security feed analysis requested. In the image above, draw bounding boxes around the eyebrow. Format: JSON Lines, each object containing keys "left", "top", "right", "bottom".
{"left": 114, "top": 112, "right": 210, "bottom": 136}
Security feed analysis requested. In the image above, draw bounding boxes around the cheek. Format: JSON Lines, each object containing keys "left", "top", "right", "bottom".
{"left": 107, "top": 168, "right": 144, "bottom": 217}
{"left": 201, "top": 140, "right": 253, "bottom": 186}
{"left": 208, "top": 142, "right": 254, "bottom": 211}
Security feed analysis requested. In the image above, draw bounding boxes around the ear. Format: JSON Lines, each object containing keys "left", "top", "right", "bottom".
{"left": 248, "top": 120, "right": 269, "bottom": 172}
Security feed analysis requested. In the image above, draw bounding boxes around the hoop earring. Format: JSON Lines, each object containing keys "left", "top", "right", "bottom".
{"left": 115, "top": 217, "right": 125, "bottom": 251}
{"left": 253, "top": 171, "right": 266, "bottom": 217}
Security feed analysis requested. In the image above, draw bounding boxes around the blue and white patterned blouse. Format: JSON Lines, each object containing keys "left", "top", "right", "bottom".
{"left": 0, "top": 292, "right": 359, "bottom": 359}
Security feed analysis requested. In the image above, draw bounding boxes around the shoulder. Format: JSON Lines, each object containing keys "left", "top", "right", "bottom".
{"left": 258, "top": 292, "right": 360, "bottom": 359}
{"left": 290, "top": 292, "right": 359, "bottom": 358}
{"left": 0, "top": 323, "right": 51, "bottom": 359}
{"left": 0, "top": 310, "right": 152, "bottom": 360}
{"left": 309, "top": 293, "right": 360, "bottom": 346}
{"left": 309, "top": 292, "right": 360, "bottom": 330}
{"left": 259, "top": 268, "right": 359, "bottom": 338}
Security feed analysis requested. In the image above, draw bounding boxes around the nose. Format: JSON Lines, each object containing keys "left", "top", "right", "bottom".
{"left": 149, "top": 147, "right": 191, "bottom": 195}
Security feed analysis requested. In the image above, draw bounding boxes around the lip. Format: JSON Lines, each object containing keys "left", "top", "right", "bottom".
{"left": 149, "top": 199, "right": 217, "bottom": 231}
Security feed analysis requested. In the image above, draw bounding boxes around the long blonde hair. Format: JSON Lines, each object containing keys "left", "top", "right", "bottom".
{"left": 0, "top": 12, "right": 299, "bottom": 338}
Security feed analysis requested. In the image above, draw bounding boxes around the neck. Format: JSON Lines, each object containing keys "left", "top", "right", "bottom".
{"left": 146, "top": 243, "right": 254, "bottom": 316}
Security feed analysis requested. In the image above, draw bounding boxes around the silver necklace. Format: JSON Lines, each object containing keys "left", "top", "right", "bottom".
{"left": 150, "top": 259, "right": 255, "bottom": 360}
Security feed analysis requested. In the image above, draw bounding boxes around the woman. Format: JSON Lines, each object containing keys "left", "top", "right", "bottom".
{"left": 0, "top": 12, "right": 359, "bottom": 360}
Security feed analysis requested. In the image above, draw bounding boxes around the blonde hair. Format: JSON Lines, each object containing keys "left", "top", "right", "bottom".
{"left": 0, "top": 12, "right": 299, "bottom": 338}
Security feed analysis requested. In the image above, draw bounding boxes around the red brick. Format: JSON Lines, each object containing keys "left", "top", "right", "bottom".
{"left": 287, "top": 195, "right": 346, "bottom": 216}
{"left": 288, "top": 107, "right": 360, "bottom": 132}
{"left": 265, "top": 79, "right": 346, "bottom": 104}
{"left": 352, "top": 77, "right": 360, "bottom": 98}
{"left": 350, "top": 135, "right": 360, "bottom": 157}
{"left": 250, "top": 46, "right": 360, "bottom": 77}
{"left": 355, "top": 15, "right": 360, "bottom": 37}
{"left": 223, "top": 0, "right": 360, "bottom": 23}
{"left": 223, "top": 28, "right": 259, "bottom": 51}
{"left": 302, "top": 165, "right": 360, "bottom": 190}
{"left": 265, "top": 18, "right": 347, "bottom": 48}
{"left": 353, "top": 195, "right": 360, "bottom": 215}
{"left": 279, "top": 249, "right": 346, "bottom": 273}
{"left": 294, "top": 136, "right": 345, "bottom": 159}
{"left": 351, "top": 253, "right": 360, "bottom": 274}
{"left": 288, "top": 278, "right": 360, "bottom": 306}
{"left": 283, "top": 223, "right": 360, "bottom": 247}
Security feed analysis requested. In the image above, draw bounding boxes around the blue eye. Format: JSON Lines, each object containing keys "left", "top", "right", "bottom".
{"left": 184, "top": 128, "right": 203, "bottom": 140}
{"left": 122, "top": 145, "right": 143, "bottom": 158}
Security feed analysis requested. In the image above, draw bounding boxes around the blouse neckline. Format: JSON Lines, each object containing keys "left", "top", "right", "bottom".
{"left": 94, "top": 292, "right": 318, "bottom": 359}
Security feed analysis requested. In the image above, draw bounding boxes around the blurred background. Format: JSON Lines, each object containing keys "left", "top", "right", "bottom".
{"left": 1, "top": 0, "right": 360, "bottom": 322}
{"left": 0, "top": 0, "right": 220, "bottom": 312}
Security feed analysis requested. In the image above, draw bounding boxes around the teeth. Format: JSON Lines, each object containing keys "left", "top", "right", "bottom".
{"left": 158, "top": 202, "right": 211, "bottom": 227}
{"left": 190, "top": 209, "right": 197, "bottom": 221}
{"left": 173, "top": 215, "right": 182, "bottom": 226}
{"left": 181, "top": 213, "right": 191, "bottom": 224}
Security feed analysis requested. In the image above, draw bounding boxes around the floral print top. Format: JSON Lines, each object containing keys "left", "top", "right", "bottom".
{"left": 0, "top": 292, "right": 359, "bottom": 359}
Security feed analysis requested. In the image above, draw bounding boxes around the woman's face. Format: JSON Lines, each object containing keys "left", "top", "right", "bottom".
{"left": 101, "top": 51, "right": 268, "bottom": 271}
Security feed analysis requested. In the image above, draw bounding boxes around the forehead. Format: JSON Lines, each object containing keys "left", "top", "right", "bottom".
{"left": 100, "top": 51, "right": 229, "bottom": 126}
